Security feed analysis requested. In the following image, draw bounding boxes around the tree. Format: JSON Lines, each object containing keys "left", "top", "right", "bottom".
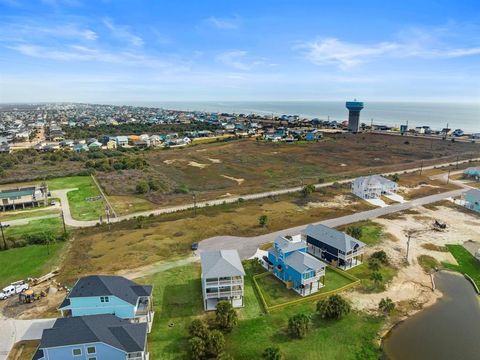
{"left": 367, "top": 258, "right": 381, "bottom": 272}
{"left": 189, "top": 319, "right": 209, "bottom": 340}
{"left": 148, "top": 179, "right": 161, "bottom": 191}
{"left": 189, "top": 337, "right": 206, "bottom": 360}
{"left": 379, "top": 297, "right": 395, "bottom": 314}
{"left": 301, "top": 184, "right": 316, "bottom": 198}
{"left": 136, "top": 181, "right": 150, "bottom": 194}
{"left": 316, "top": 294, "right": 351, "bottom": 320}
{"left": 346, "top": 225, "right": 362, "bottom": 239}
{"left": 370, "top": 250, "right": 389, "bottom": 265}
{"left": 258, "top": 214, "right": 269, "bottom": 228}
{"left": 370, "top": 271, "right": 383, "bottom": 287}
{"left": 215, "top": 300, "right": 238, "bottom": 332}
{"left": 263, "top": 346, "right": 283, "bottom": 360}
{"left": 391, "top": 173, "right": 400, "bottom": 182}
{"left": 287, "top": 313, "right": 310, "bottom": 338}
{"left": 205, "top": 330, "right": 225, "bottom": 357}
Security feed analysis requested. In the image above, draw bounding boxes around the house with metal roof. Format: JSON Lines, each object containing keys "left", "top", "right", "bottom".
{"left": 464, "top": 167, "right": 480, "bottom": 181}
{"left": 303, "top": 224, "right": 365, "bottom": 270}
{"left": 351, "top": 175, "right": 398, "bottom": 200}
{"left": 200, "top": 250, "right": 245, "bottom": 311}
{"left": 58, "top": 275, "right": 154, "bottom": 332}
{"left": 32, "top": 314, "right": 149, "bottom": 360}
{"left": 464, "top": 189, "right": 480, "bottom": 213}
{"left": 0, "top": 185, "right": 48, "bottom": 211}
{"left": 267, "top": 235, "right": 326, "bottom": 296}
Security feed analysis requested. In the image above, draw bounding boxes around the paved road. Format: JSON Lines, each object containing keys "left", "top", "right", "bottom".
{"left": 0, "top": 316, "right": 55, "bottom": 360}
{"left": 198, "top": 188, "right": 467, "bottom": 259}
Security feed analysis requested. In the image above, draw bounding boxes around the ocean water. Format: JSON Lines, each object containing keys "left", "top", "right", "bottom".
{"left": 123, "top": 101, "right": 480, "bottom": 133}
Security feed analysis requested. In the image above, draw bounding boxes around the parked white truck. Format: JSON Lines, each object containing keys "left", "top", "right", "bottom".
{"left": 0, "top": 280, "right": 29, "bottom": 300}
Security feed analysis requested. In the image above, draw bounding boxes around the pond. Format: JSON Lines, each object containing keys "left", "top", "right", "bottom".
{"left": 383, "top": 271, "right": 480, "bottom": 360}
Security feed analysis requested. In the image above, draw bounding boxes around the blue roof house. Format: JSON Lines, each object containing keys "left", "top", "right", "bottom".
{"left": 303, "top": 224, "right": 365, "bottom": 270}
{"left": 464, "top": 167, "right": 480, "bottom": 181}
{"left": 58, "top": 275, "right": 154, "bottom": 332}
{"left": 465, "top": 189, "right": 480, "bottom": 213}
{"left": 32, "top": 314, "right": 149, "bottom": 360}
{"left": 305, "top": 129, "right": 323, "bottom": 141}
{"left": 267, "top": 235, "right": 326, "bottom": 296}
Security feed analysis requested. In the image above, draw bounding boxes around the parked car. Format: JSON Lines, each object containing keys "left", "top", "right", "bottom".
{"left": 0, "top": 281, "right": 29, "bottom": 300}
{"left": 453, "top": 129, "right": 464, "bottom": 137}
{"left": 191, "top": 242, "right": 199, "bottom": 251}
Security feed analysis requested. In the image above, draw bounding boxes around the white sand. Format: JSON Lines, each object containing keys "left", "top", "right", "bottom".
{"left": 221, "top": 175, "right": 245, "bottom": 185}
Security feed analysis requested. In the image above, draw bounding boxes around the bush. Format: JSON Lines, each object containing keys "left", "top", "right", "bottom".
{"left": 263, "top": 346, "right": 283, "bottom": 360}
{"left": 301, "top": 184, "right": 316, "bottom": 198}
{"left": 215, "top": 300, "right": 238, "bottom": 332}
{"left": 367, "top": 258, "right": 381, "bottom": 272}
{"left": 205, "top": 330, "right": 225, "bottom": 357}
{"left": 258, "top": 214, "right": 268, "bottom": 227}
{"left": 346, "top": 225, "right": 362, "bottom": 239}
{"left": 317, "top": 294, "right": 351, "bottom": 320}
{"left": 379, "top": 297, "right": 395, "bottom": 314}
{"left": 189, "top": 319, "right": 209, "bottom": 340}
{"left": 370, "top": 250, "right": 389, "bottom": 265}
{"left": 136, "top": 181, "right": 150, "bottom": 194}
{"left": 174, "top": 184, "right": 190, "bottom": 194}
{"left": 148, "top": 179, "right": 161, "bottom": 191}
{"left": 288, "top": 313, "right": 310, "bottom": 338}
{"left": 189, "top": 337, "right": 206, "bottom": 360}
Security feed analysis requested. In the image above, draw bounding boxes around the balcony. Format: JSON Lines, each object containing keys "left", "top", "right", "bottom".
{"left": 301, "top": 273, "right": 324, "bottom": 285}
{"left": 205, "top": 290, "right": 243, "bottom": 299}
{"left": 205, "top": 278, "right": 243, "bottom": 287}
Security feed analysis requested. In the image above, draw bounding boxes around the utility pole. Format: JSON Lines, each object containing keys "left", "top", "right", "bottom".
{"left": 0, "top": 222, "right": 7, "bottom": 250}
{"left": 406, "top": 234, "right": 412, "bottom": 262}
{"left": 447, "top": 169, "right": 451, "bottom": 185}
{"left": 419, "top": 161, "right": 424, "bottom": 176}
{"left": 456, "top": 155, "right": 459, "bottom": 169}
{"left": 192, "top": 193, "right": 197, "bottom": 217}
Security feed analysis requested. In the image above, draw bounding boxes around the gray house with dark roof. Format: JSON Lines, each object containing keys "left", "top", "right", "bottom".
{"left": 303, "top": 224, "right": 365, "bottom": 269}
{"left": 58, "top": 275, "right": 154, "bottom": 332}
{"left": 200, "top": 250, "right": 245, "bottom": 311}
{"left": 33, "top": 314, "right": 149, "bottom": 360}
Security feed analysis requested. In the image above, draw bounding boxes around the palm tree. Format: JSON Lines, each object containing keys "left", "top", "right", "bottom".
{"left": 379, "top": 297, "right": 395, "bottom": 314}
{"left": 370, "top": 271, "right": 383, "bottom": 287}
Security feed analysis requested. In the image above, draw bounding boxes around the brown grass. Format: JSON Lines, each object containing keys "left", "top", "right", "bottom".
{"left": 7, "top": 340, "right": 39, "bottom": 360}
{"left": 421, "top": 243, "right": 448, "bottom": 252}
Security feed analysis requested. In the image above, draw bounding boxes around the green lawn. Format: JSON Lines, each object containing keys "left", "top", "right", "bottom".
{"left": 444, "top": 244, "right": 480, "bottom": 288}
{"left": 338, "top": 220, "right": 384, "bottom": 246}
{"left": 348, "top": 262, "right": 397, "bottom": 293}
{"left": 0, "top": 243, "right": 65, "bottom": 287}
{"left": 4, "top": 217, "right": 63, "bottom": 241}
{"left": 0, "top": 208, "right": 59, "bottom": 222}
{"left": 47, "top": 176, "right": 105, "bottom": 221}
{"left": 256, "top": 268, "right": 354, "bottom": 307}
{"left": 143, "top": 261, "right": 383, "bottom": 359}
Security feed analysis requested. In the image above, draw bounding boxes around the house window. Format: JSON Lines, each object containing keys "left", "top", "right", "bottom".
{"left": 72, "top": 348, "right": 82, "bottom": 356}
{"left": 87, "top": 346, "right": 96, "bottom": 354}
{"left": 100, "top": 296, "right": 109, "bottom": 303}
{"left": 88, "top": 357, "right": 97, "bottom": 360}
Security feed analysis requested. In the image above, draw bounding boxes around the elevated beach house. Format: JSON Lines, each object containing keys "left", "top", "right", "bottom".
{"left": 0, "top": 184, "right": 49, "bottom": 211}
{"left": 351, "top": 175, "right": 398, "bottom": 200}
{"left": 464, "top": 167, "right": 480, "bottom": 182}
{"left": 267, "top": 235, "right": 326, "bottom": 296}
{"left": 33, "top": 314, "right": 149, "bottom": 360}
{"left": 303, "top": 224, "right": 365, "bottom": 270}
{"left": 200, "top": 250, "right": 245, "bottom": 311}
{"left": 58, "top": 275, "right": 154, "bottom": 332}
{"left": 464, "top": 189, "right": 480, "bottom": 213}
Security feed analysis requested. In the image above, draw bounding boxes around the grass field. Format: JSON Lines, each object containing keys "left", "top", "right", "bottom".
{"left": 444, "top": 244, "right": 480, "bottom": 288}
{"left": 337, "top": 220, "right": 386, "bottom": 246}
{"left": 4, "top": 217, "right": 63, "bottom": 241}
{"left": 0, "top": 208, "right": 59, "bottom": 222}
{"left": 0, "top": 243, "right": 65, "bottom": 287}
{"left": 348, "top": 262, "right": 397, "bottom": 293}
{"left": 143, "top": 261, "right": 383, "bottom": 360}
{"left": 256, "top": 268, "right": 354, "bottom": 307}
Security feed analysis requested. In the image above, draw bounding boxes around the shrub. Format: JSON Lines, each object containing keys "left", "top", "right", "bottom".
{"left": 215, "top": 300, "right": 238, "bottom": 332}
{"left": 189, "top": 319, "right": 209, "bottom": 340}
{"left": 317, "top": 294, "right": 351, "bottom": 320}
{"left": 189, "top": 337, "right": 206, "bottom": 360}
{"left": 205, "top": 330, "right": 225, "bottom": 357}
{"left": 258, "top": 214, "right": 268, "bottom": 227}
{"left": 174, "top": 184, "right": 190, "bottom": 194}
{"left": 379, "top": 297, "right": 395, "bottom": 314}
{"left": 346, "top": 225, "right": 362, "bottom": 239}
{"left": 367, "top": 258, "right": 381, "bottom": 272}
{"left": 148, "top": 179, "right": 161, "bottom": 191}
{"left": 370, "top": 250, "right": 389, "bottom": 265}
{"left": 136, "top": 181, "right": 150, "bottom": 194}
{"left": 370, "top": 271, "right": 383, "bottom": 286}
{"left": 301, "top": 184, "right": 315, "bottom": 198}
{"left": 263, "top": 346, "right": 283, "bottom": 360}
{"left": 288, "top": 313, "right": 310, "bottom": 338}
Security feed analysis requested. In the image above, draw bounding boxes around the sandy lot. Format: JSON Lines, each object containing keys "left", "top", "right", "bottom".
{"left": 221, "top": 175, "right": 245, "bottom": 185}
{"left": 346, "top": 202, "right": 480, "bottom": 315}
{"left": 304, "top": 194, "right": 355, "bottom": 209}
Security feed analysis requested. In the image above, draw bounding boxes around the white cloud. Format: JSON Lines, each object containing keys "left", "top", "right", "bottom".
{"left": 216, "top": 50, "right": 264, "bottom": 71}
{"left": 0, "top": 22, "right": 97, "bottom": 42}
{"left": 206, "top": 16, "right": 239, "bottom": 30}
{"left": 103, "top": 17, "right": 144, "bottom": 47}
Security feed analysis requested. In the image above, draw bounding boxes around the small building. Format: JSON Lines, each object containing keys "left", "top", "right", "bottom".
{"left": 88, "top": 141, "right": 102, "bottom": 150}
{"left": 106, "top": 139, "right": 117, "bottom": 150}
{"left": 73, "top": 144, "right": 89, "bottom": 153}
{"left": 116, "top": 136, "right": 129, "bottom": 147}
{"left": 305, "top": 129, "right": 323, "bottom": 141}
{"left": 58, "top": 275, "right": 154, "bottom": 332}
{"left": 303, "top": 224, "right": 365, "bottom": 269}
{"left": 464, "top": 167, "right": 480, "bottom": 182}
{"left": 267, "top": 235, "right": 326, "bottom": 296}
{"left": 200, "top": 250, "right": 245, "bottom": 311}
{"left": 33, "top": 314, "right": 149, "bottom": 360}
{"left": 352, "top": 175, "right": 398, "bottom": 200}
{"left": 464, "top": 189, "right": 480, "bottom": 213}
{"left": 0, "top": 185, "right": 48, "bottom": 211}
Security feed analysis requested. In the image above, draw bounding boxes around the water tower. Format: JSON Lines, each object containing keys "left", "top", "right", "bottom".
{"left": 345, "top": 99, "right": 364, "bottom": 133}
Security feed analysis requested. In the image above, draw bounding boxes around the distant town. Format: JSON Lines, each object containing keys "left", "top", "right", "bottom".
{"left": 1, "top": 102, "right": 478, "bottom": 154}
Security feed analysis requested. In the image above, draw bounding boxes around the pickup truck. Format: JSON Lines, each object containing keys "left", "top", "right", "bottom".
{"left": 0, "top": 281, "right": 29, "bottom": 300}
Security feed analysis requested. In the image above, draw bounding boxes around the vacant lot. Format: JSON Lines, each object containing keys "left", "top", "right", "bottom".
{"left": 143, "top": 261, "right": 383, "bottom": 360}
{"left": 95, "top": 134, "right": 480, "bottom": 209}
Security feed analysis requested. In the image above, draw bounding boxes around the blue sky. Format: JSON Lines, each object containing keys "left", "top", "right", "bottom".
{"left": 0, "top": 0, "right": 479, "bottom": 102}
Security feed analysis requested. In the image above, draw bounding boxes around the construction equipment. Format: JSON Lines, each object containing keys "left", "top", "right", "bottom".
{"left": 433, "top": 220, "right": 447, "bottom": 231}
{"left": 19, "top": 289, "right": 40, "bottom": 303}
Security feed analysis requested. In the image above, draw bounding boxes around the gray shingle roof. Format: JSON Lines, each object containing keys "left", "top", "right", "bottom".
{"left": 284, "top": 251, "right": 326, "bottom": 274}
{"left": 39, "top": 315, "right": 147, "bottom": 353}
{"left": 201, "top": 250, "right": 245, "bottom": 278}
{"left": 353, "top": 175, "right": 396, "bottom": 188}
{"left": 303, "top": 224, "right": 365, "bottom": 253}
{"left": 65, "top": 275, "right": 152, "bottom": 306}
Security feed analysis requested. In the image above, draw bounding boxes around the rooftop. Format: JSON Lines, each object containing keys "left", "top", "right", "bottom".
{"left": 201, "top": 250, "right": 245, "bottom": 278}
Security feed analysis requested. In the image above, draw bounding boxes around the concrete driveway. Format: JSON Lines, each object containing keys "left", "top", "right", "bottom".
{"left": 198, "top": 188, "right": 467, "bottom": 259}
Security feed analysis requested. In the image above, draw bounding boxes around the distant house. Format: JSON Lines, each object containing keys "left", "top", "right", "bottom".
{"left": 465, "top": 189, "right": 480, "bottom": 213}
{"left": 58, "top": 275, "right": 154, "bottom": 332}
{"left": 200, "top": 250, "right": 245, "bottom": 311}
{"left": 303, "top": 224, "right": 365, "bottom": 269}
{"left": 267, "top": 235, "right": 326, "bottom": 296}
{"left": 88, "top": 141, "right": 102, "bottom": 150}
{"left": 464, "top": 167, "right": 480, "bottom": 182}
{"left": 106, "top": 139, "right": 117, "bottom": 149}
{"left": 73, "top": 144, "right": 89, "bottom": 153}
{"left": 305, "top": 129, "right": 323, "bottom": 141}
{"left": 0, "top": 185, "right": 49, "bottom": 211}
{"left": 116, "top": 136, "right": 129, "bottom": 147}
{"left": 149, "top": 135, "right": 162, "bottom": 147}
{"left": 33, "top": 314, "right": 149, "bottom": 360}
{"left": 352, "top": 175, "right": 398, "bottom": 200}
